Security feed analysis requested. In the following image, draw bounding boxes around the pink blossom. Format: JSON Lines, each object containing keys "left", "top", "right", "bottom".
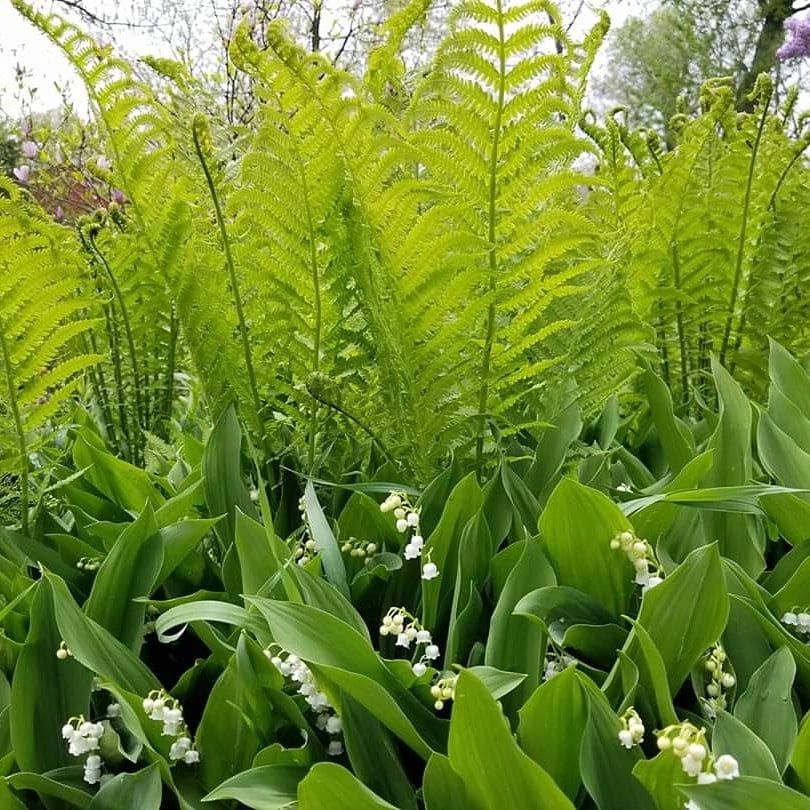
{"left": 55, "top": 206, "right": 65, "bottom": 222}
{"left": 13, "top": 165, "right": 30, "bottom": 183}
{"left": 111, "top": 188, "right": 125, "bottom": 204}
{"left": 96, "top": 155, "right": 111, "bottom": 171}
{"left": 778, "top": 14, "right": 810, "bottom": 60}
{"left": 21, "top": 140, "right": 38, "bottom": 159}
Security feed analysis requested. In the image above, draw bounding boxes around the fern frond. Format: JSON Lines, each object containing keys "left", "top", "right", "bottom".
{"left": 0, "top": 180, "right": 102, "bottom": 531}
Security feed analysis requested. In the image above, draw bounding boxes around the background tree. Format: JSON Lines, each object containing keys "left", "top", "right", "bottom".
{"left": 600, "top": 0, "right": 809, "bottom": 141}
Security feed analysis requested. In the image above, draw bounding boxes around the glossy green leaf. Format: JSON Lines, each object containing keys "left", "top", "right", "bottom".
{"left": 636, "top": 543, "right": 729, "bottom": 692}
{"left": 73, "top": 431, "right": 165, "bottom": 511}
{"left": 540, "top": 478, "right": 634, "bottom": 617}
{"left": 10, "top": 583, "right": 91, "bottom": 773}
{"left": 298, "top": 763, "right": 397, "bottom": 810}
{"left": 734, "top": 647, "right": 797, "bottom": 773}
{"left": 6, "top": 771, "right": 92, "bottom": 808}
{"left": 712, "top": 710, "right": 781, "bottom": 782}
{"left": 632, "top": 751, "right": 688, "bottom": 810}
{"left": 517, "top": 667, "right": 588, "bottom": 800}
{"left": 422, "top": 754, "right": 475, "bottom": 810}
{"left": 682, "top": 776, "right": 810, "bottom": 809}
{"left": 579, "top": 676, "right": 653, "bottom": 810}
{"left": 88, "top": 763, "right": 162, "bottom": 810}
{"left": 702, "top": 358, "right": 763, "bottom": 575}
{"left": 485, "top": 539, "right": 555, "bottom": 712}
{"left": 422, "top": 473, "right": 483, "bottom": 628}
{"left": 85, "top": 505, "right": 162, "bottom": 651}
{"left": 447, "top": 670, "right": 574, "bottom": 810}
{"left": 202, "top": 765, "right": 304, "bottom": 808}
{"left": 45, "top": 573, "right": 158, "bottom": 695}
{"left": 641, "top": 363, "right": 695, "bottom": 473}
{"left": 302, "top": 481, "right": 350, "bottom": 598}
{"left": 341, "top": 693, "right": 417, "bottom": 810}
{"left": 246, "top": 598, "right": 446, "bottom": 757}
{"left": 202, "top": 405, "right": 257, "bottom": 551}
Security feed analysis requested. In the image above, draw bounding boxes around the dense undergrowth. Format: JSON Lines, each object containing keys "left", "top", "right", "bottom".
{"left": 2, "top": 0, "right": 810, "bottom": 807}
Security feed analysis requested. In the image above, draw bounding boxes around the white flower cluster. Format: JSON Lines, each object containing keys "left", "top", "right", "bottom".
{"left": 781, "top": 609, "right": 810, "bottom": 640}
{"left": 701, "top": 643, "right": 735, "bottom": 719}
{"left": 656, "top": 720, "right": 740, "bottom": 804}
{"left": 62, "top": 716, "right": 106, "bottom": 784}
{"left": 76, "top": 556, "right": 102, "bottom": 571}
{"left": 266, "top": 648, "right": 344, "bottom": 756}
{"left": 379, "top": 607, "right": 440, "bottom": 676}
{"left": 430, "top": 675, "right": 457, "bottom": 712}
{"left": 617, "top": 707, "right": 645, "bottom": 748}
{"left": 543, "top": 650, "right": 576, "bottom": 682}
{"left": 55, "top": 640, "right": 73, "bottom": 660}
{"left": 380, "top": 492, "right": 439, "bottom": 580}
{"left": 294, "top": 497, "right": 319, "bottom": 567}
{"left": 340, "top": 537, "right": 379, "bottom": 559}
{"left": 142, "top": 690, "right": 199, "bottom": 764}
{"left": 610, "top": 530, "right": 663, "bottom": 593}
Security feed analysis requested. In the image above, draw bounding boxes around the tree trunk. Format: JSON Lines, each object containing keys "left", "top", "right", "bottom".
{"left": 736, "top": 0, "right": 793, "bottom": 109}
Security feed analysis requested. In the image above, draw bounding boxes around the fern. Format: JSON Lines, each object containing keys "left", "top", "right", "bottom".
{"left": 11, "top": 1, "right": 262, "bottom": 447}
{"left": 408, "top": 0, "right": 612, "bottom": 465}
{"left": 590, "top": 75, "right": 810, "bottom": 412}
{"left": 0, "top": 179, "right": 101, "bottom": 532}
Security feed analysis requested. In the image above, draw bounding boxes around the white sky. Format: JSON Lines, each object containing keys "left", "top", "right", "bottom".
{"left": 0, "top": 0, "right": 648, "bottom": 119}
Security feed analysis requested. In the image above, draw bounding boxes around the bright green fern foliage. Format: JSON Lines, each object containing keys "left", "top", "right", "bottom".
{"left": 587, "top": 76, "right": 810, "bottom": 413}
{"left": 407, "top": 1, "right": 625, "bottom": 460}
{"left": 0, "top": 179, "right": 101, "bottom": 531}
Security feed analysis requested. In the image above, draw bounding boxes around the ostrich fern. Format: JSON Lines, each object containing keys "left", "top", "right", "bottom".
{"left": 0, "top": 180, "right": 101, "bottom": 532}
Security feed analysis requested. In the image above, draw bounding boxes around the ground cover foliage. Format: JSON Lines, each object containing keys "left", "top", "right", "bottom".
{"left": 2, "top": 0, "right": 810, "bottom": 807}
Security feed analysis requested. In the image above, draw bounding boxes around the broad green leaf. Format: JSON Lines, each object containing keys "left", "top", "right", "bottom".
{"left": 792, "top": 710, "right": 810, "bottom": 792}
{"left": 73, "top": 431, "right": 165, "bottom": 511}
{"left": 682, "top": 776, "right": 810, "bottom": 809}
{"left": 287, "top": 564, "right": 369, "bottom": 640}
{"left": 485, "top": 539, "right": 554, "bottom": 712}
{"left": 619, "top": 619, "right": 678, "bottom": 728}
{"left": 156, "top": 518, "right": 221, "bottom": 586}
{"left": 45, "top": 574, "right": 158, "bottom": 695}
{"left": 579, "top": 675, "right": 654, "bottom": 810}
{"left": 88, "top": 763, "right": 162, "bottom": 809}
{"left": 447, "top": 670, "right": 574, "bottom": 810}
{"left": 636, "top": 544, "right": 729, "bottom": 692}
{"left": 632, "top": 751, "right": 688, "bottom": 810}
{"left": 423, "top": 754, "right": 475, "bottom": 810}
{"left": 540, "top": 478, "right": 634, "bottom": 617}
{"left": 712, "top": 710, "right": 781, "bottom": 782}
{"left": 515, "top": 586, "right": 614, "bottom": 640}
{"left": 155, "top": 600, "right": 268, "bottom": 644}
{"left": 641, "top": 363, "right": 695, "bottom": 473}
{"left": 197, "top": 636, "right": 273, "bottom": 792}
{"left": 247, "top": 598, "right": 446, "bottom": 757}
{"left": 85, "top": 505, "right": 162, "bottom": 651}
{"left": 525, "top": 398, "right": 582, "bottom": 503}
{"left": 341, "top": 693, "right": 417, "bottom": 810}
{"left": 298, "top": 763, "right": 397, "bottom": 810}
{"left": 768, "top": 339, "right": 810, "bottom": 419}
{"left": 466, "top": 666, "right": 526, "bottom": 700}
{"left": 517, "top": 667, "right": 588, "bottom": 801}
{"left": 202, "top": 765, "right": 305, "bottom": 808}
{"left": 235, "top": 509, "right": 280, "bottom": 595}
{"left": 10, "top": 583, "right": 92, "bottom": 773}
{"left": 703, "top": 358, "right": 763, "bottom": 575}
{"left": 422, "top": 473, "right": 483, "bottom": 628}
{"left": 202, "top": 405, "right": 257, "bottom": 552}
{"left": 302, "top": 481, "right": 350, "bottom": 598}
{"left": 445, "top": 511, "right": 491, "bottom": 666}
{"left": 733, "top": 647, "right": 797, "bottom": 773}
{"left": 6, "top": 771, "right": 92, "bottom": 808}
